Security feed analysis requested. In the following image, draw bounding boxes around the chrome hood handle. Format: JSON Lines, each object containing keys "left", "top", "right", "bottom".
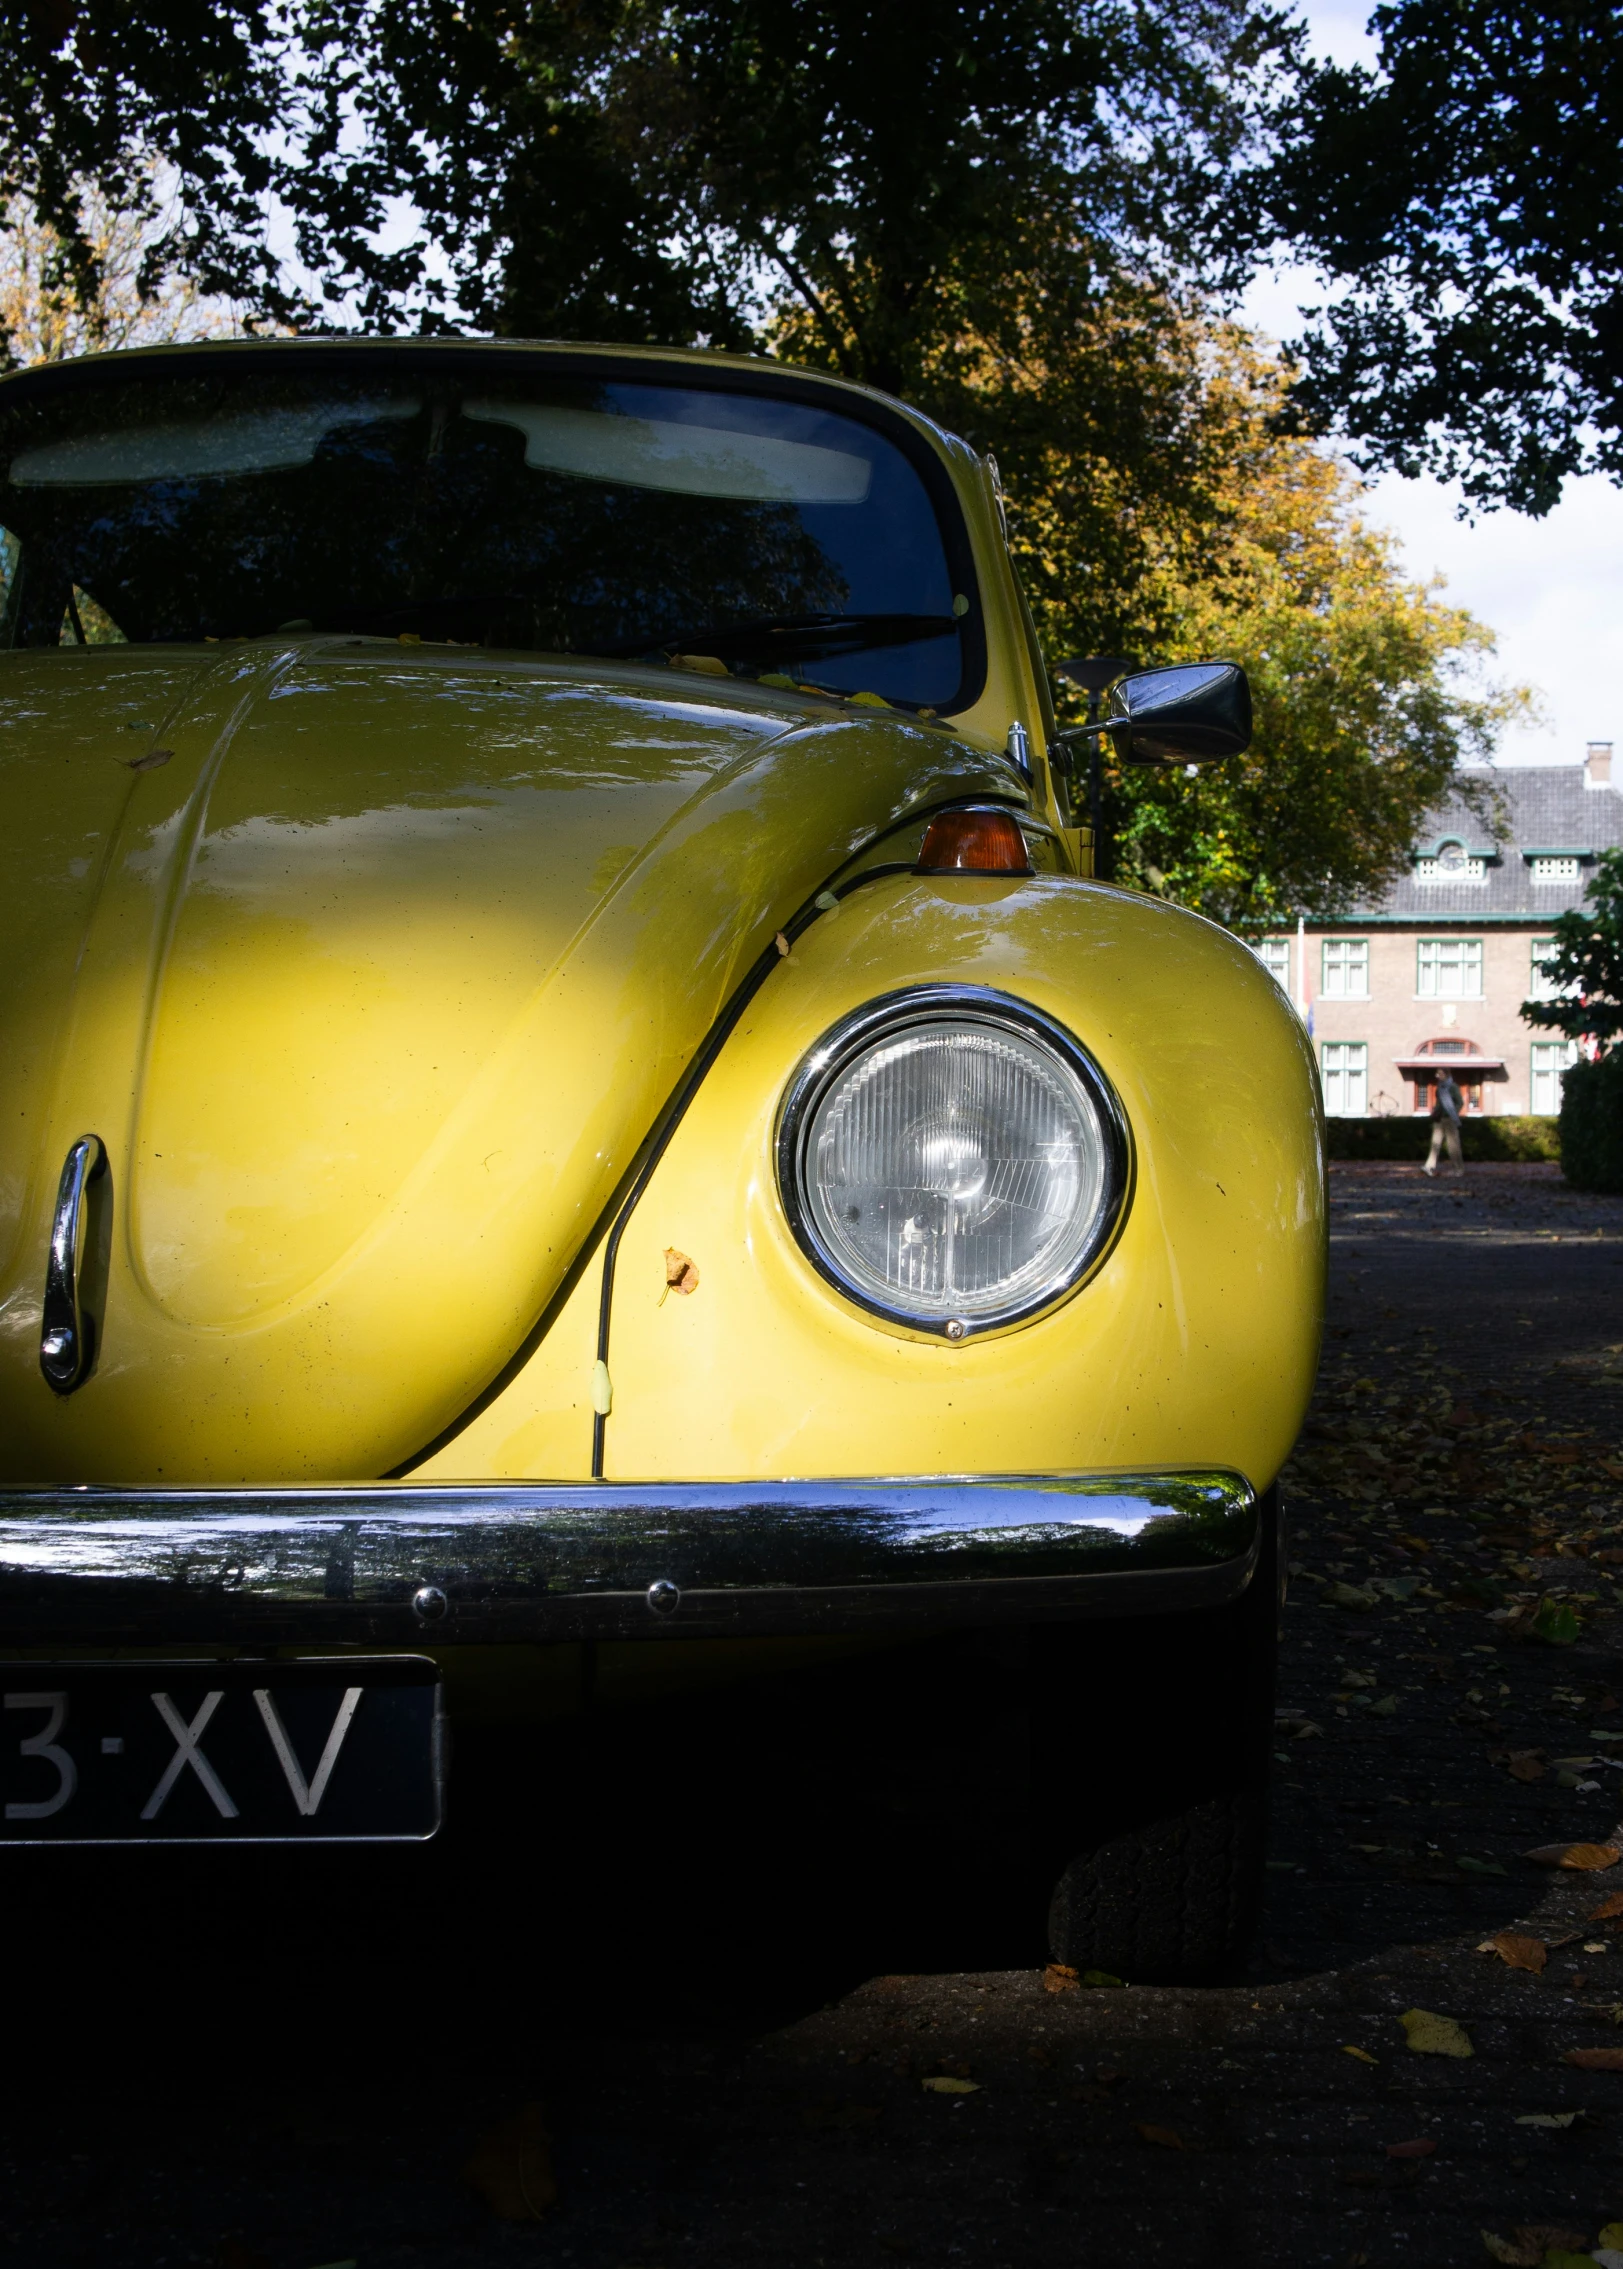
{"left": 40, "top": 1134, "right": 107, "bottom": 1394}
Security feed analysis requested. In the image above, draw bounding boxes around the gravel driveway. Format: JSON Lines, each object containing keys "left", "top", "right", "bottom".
{"left": 9, "top": 1162, "right": 1623, "bottom": 2269}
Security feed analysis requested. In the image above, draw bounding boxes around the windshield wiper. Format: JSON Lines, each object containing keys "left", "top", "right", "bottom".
{"left": 609, "top": 611, "right": 960, "bottom": 664}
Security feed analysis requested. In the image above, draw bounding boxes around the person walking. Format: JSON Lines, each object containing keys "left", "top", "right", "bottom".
{"left": 1424, "top": 1068, "right": 1464, "bottom": 1176}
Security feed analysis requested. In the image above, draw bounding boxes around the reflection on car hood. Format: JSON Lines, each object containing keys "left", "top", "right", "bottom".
{"left": 0, "top": 641, "right": 1016, "bottom": 1481}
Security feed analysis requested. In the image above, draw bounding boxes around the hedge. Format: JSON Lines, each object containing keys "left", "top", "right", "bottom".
{"left": 1324, "top": 1115, "right": 1561, "bottom": 1163}
{"left": 1559, "top": 1053, "right": 1623, "bottom": 1190}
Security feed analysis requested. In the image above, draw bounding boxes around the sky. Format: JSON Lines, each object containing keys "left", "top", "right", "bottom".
{"left": 1247, "top": 0, "right": 1622, "bottom": 771}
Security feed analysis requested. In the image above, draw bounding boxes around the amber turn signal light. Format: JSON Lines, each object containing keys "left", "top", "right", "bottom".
{"left": 916, "top": 806, "right": 1033, "bottom": 875}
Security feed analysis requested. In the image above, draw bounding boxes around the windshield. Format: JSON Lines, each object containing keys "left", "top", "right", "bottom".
{"left": 0, "top": 353, "right": 980, "bottom": 710}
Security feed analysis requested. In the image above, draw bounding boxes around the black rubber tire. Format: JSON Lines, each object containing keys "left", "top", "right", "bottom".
{"left": 1046, "top": 1790, "right": 1266, "bottom": 1982}
{"left": 1034, "top": 1487, "right": 1280, "bottom": 1984}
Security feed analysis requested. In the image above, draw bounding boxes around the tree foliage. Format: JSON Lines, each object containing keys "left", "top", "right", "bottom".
{"left": 294, "top": 0, "right": 1293, "bottom": 381}
{"left": 0, "top": 0, "right": 293, "bottom": 326}
{"left": 0, "top": 171, "right": 235, "bottom": 367}
{"left": 1522, "top": 849, "right": 1623, "bottom": 1047}
{"left": 1011, "top": 326, "right": 1519, "bottom": 928}
{"left": 1268, "top": 0, "right": 1623, "bottom": 516}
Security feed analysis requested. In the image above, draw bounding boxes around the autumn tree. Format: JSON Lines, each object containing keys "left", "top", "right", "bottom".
{"left": 0, "top": 173, "right": 238, "bottom": 369}
{"left": 1267, "top": 0, "right": 1623, "bottom": 516}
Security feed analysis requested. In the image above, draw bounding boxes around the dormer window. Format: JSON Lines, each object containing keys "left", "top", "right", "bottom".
{"left": 1531, "top": 855, "right": 1580, "bottom": 881}
{"left": 1415, "top": 839, "right": 1485, "bottom": 884}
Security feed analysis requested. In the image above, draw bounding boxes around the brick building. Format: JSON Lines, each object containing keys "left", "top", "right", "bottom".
{"left": 1260, "top": 743, "right": 1621, "bottom": 1117}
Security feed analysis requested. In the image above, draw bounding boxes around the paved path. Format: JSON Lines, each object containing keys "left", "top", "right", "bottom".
{"left": 9, "top": 1163, "right": 1623, "bottom": 2267}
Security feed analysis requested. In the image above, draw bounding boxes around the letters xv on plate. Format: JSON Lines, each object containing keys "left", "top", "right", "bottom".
{"left": 0, "top": 1657, "right": 442, "bottom": 1843}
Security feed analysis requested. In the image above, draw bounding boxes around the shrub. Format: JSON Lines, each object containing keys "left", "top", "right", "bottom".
{"left": 1323, "top": 1115, "right": 1560, "bottom": 1163}
{"left": 1559, "top": 1054, "right": 1623, "bottom": 1191}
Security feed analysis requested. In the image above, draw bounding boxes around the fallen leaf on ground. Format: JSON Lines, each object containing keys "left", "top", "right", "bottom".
{"left": 1565, "top": 2047, "right": 1623, "bottom": 2071}
{"left": 1135, "top": 2123, "right": 1185, "bottom": 2149}
{"left": 1401, "top": 2008, "right": 1474, "bottom": 2058}
{"left": 1342, "top": 2044, "right": 1379, "bottom": 2064}
{"left": 1459, "top": 1854, "right": 1509, "bottom": 1876}
{"left": 1480, "top": 2237, "right": 1540, "bottom": 2267}
{"left": 1330, "top": 1581, "right": 1379, "bottom": 1611}
{"left": 1527, "top": 1842, "right": 1623, "bottom": 1870}
{"left": 1385, "top": 2136, "right": 1437, "bottom": 2158}
{"left": 463, "top": 2101, "right": 557, "bottom": 2221}
{"left": 1504, "top": 1750, "right": 1548, "bottom": 1783}
{"left": 1042, "top": 1963, "right": 1078, "bottom": 1994}
{"left": 1081, "top": 1969, "right": 1124, "bottom": 1987}
{"left": 1513, "top": 2112, "right": 1578, "bottom": 2128}
{"left": 1479, "top": 1931, "right": 1548, "bottom": 1972}
{"left": 921, "top": 2075, "right": 979, "bottom": 2094}
{"left": 1532, "top": 1598, "right": 1582, "bottom": 1645}
{"left": 1589, "top": 1893, "right": 1623, "bottom": 1921}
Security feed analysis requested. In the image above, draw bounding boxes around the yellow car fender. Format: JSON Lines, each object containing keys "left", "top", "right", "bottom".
{"left": 417, "top": 870, "right": 1325, "bottom": 1486}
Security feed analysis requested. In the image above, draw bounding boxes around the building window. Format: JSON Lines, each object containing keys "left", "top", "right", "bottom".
{"left": 1321, "top": 1041, "right": 1368, "bottom": 1117}
{"left": 1415, "top": 840, "right": 1486, "bottom": 884}
{"left": 1417, "top": 937, "right": 1483, "bottom": 998}
{"left": 1254, "top": 938, "right": 1291, "bottom": 989}
{"left": 1320, "top": 938, "right": 1369, "bottom": 998}
{"left": 1531, "top": 1040, "right": 1578, "bottom": 1116}
{"left": 1529, "top": 937, "right": 1568, "bottom": 1000}
{"left": 1531, "top": 855, "right": 1581, "bottom": 882}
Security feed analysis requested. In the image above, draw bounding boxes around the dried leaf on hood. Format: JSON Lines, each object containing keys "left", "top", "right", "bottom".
{"left": 1042, "top": 1963, "right": 1079, "bottom": 1995}
{"left": 663, "top": 1247, "right": 700, "bottom": 1296}
{"left": 1478, "top": 1931, "right": 1547, "bottom": 1973}
{"left": 463, "top": 2101, "right": 557, "bottom": 2221}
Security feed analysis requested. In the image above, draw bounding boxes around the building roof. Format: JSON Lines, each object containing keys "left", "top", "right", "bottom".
{"left": 1340, "top": 761, "right": 1623, "bottom": 924}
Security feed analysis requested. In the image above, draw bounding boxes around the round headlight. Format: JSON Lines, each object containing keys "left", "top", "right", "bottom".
{"left": 777, "top": 988, "right": 1130, "bottom": 1338}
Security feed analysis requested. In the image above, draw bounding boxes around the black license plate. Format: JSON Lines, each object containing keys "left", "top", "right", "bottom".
{"left": 0, "top": 1658, "right": 442, "bottom": 1844}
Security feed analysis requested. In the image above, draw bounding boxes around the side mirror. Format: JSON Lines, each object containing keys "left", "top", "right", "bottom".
{"left": 1101, "top": 662, "right": 1251, "bottom": 764}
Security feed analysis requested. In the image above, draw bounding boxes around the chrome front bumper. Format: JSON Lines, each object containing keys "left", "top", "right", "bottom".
{"left": 0, "top": 1471, "right": 1257, "bottom": 1644}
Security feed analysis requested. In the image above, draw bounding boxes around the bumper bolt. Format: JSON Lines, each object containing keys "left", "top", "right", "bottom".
{"left": 646, "top": 1578, "right": 681, "bottom": 1617}
{"left": 411, "top": 1584, "right": 449, "bottom": 1623}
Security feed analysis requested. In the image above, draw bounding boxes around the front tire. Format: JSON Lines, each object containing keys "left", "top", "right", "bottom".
{"left": 1034, "top": 1487, "right": 1279, "bottom": 1983}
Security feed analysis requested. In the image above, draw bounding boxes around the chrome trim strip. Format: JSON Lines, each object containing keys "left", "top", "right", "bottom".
{"left": 0, "top": 1470, "right": 1253, "bottom": 1643}
{"left": 39, "top": 1133, "right": 106, "bottom": 1395}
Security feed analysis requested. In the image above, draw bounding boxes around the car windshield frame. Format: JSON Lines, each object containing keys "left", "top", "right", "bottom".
{"left": 0, "top": 343, "right": 988, "bottom": 716}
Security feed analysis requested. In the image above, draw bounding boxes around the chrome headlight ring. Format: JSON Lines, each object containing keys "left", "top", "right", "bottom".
{"left": 775, "top": 986, "right": 1132, "bottom": 1342}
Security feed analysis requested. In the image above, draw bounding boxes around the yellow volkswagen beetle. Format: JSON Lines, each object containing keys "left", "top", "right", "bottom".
{"left": 0, "top": 339, "right": 1321, "bottom": 1978}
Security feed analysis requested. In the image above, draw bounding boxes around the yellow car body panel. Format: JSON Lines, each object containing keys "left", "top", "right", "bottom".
{"left": 415, "top": 875, "right": 1324, "bottom": 1489}
{"left": 0, "top": 643, "right": 1021, "bottom": 1482}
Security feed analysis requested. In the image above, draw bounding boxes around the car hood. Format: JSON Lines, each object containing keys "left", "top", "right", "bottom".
{"left": 0, "top": 640, "right": 1018, "bottom": 1481}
